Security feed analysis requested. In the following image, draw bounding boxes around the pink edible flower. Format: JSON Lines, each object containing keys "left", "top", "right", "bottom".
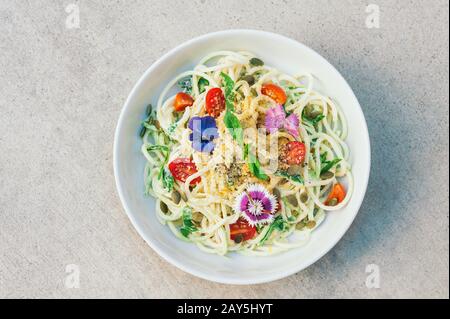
{"left": 264, "top": 105, "right": 299, "bottom": 137}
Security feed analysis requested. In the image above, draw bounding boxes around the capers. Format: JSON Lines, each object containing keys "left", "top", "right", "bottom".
{"left": 180, "top": 192, "right": 188, "bottom": 202}
{"left": 272, "top": 187, "right": 281, "bottom": 200}
{"left": 320, "top": 171, "right": 335, "bottom": 180}
{"left": 146, "top": 104, "right": 153, "bottom": 116}
{"left": 300, "top": 192, "right": 309, "bottom": 203}
{"left": 241, "top": 74, "right": 256, "bottom": 86}
{"left": 171, "top": 191, "right": 181, "bottom": 204}
{"left": 287, "top": 195, "right": 298, "bottom": 206}
{"left": 306, "top": 220, "right": 317, "bottom": 229}
{"left": 160, "top": 201, "right": 168, "bottom": 214}
{"left": 287, "top": 165, "right": 302, "bottom": 176}
{"left": 249, "top": 57, "right": 264, "bottom": 67}
{"left": 328, "top": 198, "right": 338, "bottom": 206}
{"left": 233, "top": 233, "right": 244, "bottom": 244}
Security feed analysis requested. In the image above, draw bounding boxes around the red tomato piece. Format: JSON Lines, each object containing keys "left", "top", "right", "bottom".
{"left": 282, "top": 141, "right": 306, "bottom": 165}
{"left": 325, "top": 183, "right": 346, "bottom": 205}
{"left": 174, "top": 92, "right": 194, "bottom": 112}
{"left": 230, "top": 218, "right": 257, "bottom": 242}
{"left": 168, "top": 158, "right": 201, "bottom": 185}
{"left": 205, "top": 88, "right": 226, "bottom": 117}
{"left": 261, "top": 83, "right": 287, "bottom": 105}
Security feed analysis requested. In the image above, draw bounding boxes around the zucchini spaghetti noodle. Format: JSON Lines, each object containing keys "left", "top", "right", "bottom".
{"left": 140, "top": 51, "right": 353, "bottom": 256}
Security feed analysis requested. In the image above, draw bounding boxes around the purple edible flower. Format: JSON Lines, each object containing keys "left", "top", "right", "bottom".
{"left": 188, "top": 116, "right": 219, "bottom": 153}
{"left": 264, "top": 105, "right": 299, "bottom": 137}
{"left": 233, "top": 184, "right": 277, "bottom": 226}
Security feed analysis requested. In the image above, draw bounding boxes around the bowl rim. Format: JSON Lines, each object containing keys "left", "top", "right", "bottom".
{"left": 113, "top": 29, "right": 371, "bottom": 285}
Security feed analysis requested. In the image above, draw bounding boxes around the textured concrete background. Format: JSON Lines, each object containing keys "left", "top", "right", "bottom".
{"left": 0, "top": 0, "right": 448, "bottom": 298}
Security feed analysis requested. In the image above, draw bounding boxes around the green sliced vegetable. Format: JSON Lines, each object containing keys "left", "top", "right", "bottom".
{"left": 178, "top": 77, "right": 192, "bottom": 94}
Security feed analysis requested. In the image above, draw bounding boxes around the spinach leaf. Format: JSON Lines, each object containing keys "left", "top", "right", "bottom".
{"left": 224, "top": 110, "right": 243, "bottom": 145}
{"left": 260, "top": 216, "right": 286, "bottom": 244}
{"left": 245, "top": 144, "right": 268, "bottom": 181}
{"left": 220, "top": 72, "right": 235, "bottom": 112}
{"left": 320, "top": 158, "right": 342, "bottom": 174}
{"left": 198, "top": 77, "right": 209, "bottom": 94}
{"left": 276, "top": 171, "right": 304, "bottom": 184}
{"left": 180, "top": 207, "right": 197, "bottom": 238}
{"left": 161, "top": 168, "right": 174, "bottom": 192}
{"left": 302, "top": 113, "right": 325, "bottom": 126}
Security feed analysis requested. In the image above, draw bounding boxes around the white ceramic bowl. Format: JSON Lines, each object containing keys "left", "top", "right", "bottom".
{"left": 114, "top": 30, "right": 370, "bottom": 285}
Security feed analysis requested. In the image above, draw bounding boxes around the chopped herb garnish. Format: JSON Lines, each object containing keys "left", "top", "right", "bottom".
{"left": 260, "top": 215, "right": 286, "bottom": 244}
{"left": 180, "top": 207, "right": 197, "bottom": 238}
{"left": 245, "top": 144, "right": 268, "bottom": 181}
{"left": 320, "top": 158, "right": 342, "bottom": 174}
{"left": 178, "top": 77, "right": 192, "bottom": 94}
{"left": 198, "top": 77, "right": 209, "bottom": 94}
{"left": 276, "top": 170, "right": 304, "bottom": 184}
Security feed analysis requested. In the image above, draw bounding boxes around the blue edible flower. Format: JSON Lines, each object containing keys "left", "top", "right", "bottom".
{"left": 188, "top": 116, "right": 219, "bottom": 153}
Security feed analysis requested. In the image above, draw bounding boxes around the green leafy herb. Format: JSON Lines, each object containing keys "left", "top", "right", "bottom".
{"left": 161, "top": 168, "right": 174, "bottom": 192}
{"left": 260, "top": 216, "right": 286, "bottom": 244}
{"left": 221, "top": 72, "right": 236, "bottom": 112}
{"left": 276, "top": 171, "right": 304, "bottom": 184}
{"left": 302, "top": 113, "right": 325, "bottom": 126}
{"left": 198, "top": 77, "right": 209, "bottom": 94}
{"left": 249, "top": 57, "right": 264, "bottom": 67}
{"left": 245, "top": 144, "right": 268, "bottom": 181}
{"left": 224, "top": 111, "right": 243, "bottom": 145}
{"left": 178, "top": 77, "right": 192, "bottom": 94}
{"left": 320, "top": 158, "right": 342, "bottom": 174}
{"left": 180, "top": 207, "right": 197, "bottom": 238}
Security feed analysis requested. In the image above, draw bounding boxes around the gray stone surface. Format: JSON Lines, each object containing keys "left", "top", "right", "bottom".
{"left": 0, "top": 0, "right": 448, "bottom": 298}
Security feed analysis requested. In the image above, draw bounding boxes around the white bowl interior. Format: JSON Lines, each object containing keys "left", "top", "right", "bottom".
{"left": 114, "top": 30, "right": 370, "bottom": 284}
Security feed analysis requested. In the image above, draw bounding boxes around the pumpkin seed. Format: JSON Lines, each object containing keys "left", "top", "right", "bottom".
{"left": 287, "top": 165, "right": 302, "bottom": 176}
{"left": 287, "top": 195, "right": 298, "bottom": 206}
{"left": 241, "top": 75, "right": 255, "bottom": 86}
{"left": 249, "top": 57, "right": 264, "bottom": 67}
{"left": 320, "top": 171, "right": 335, "bottom": 180}
{"left": 192, "top": 212, "right": 203, "bottom": 222}
{"left": 171, "top": 191, "right": 181, "bottom": 204}
{"left": 233, "top": 233, "right": 244, "bottom": 244}
{"left": 328, "top": 198, "right": 338, "bottom": 206}
{"left": 272, "top": 188, "right": 281, "bottom": 200}
{"left": 180, "top": 192, "right": 188, "bottom": 202}
{"left": 146, "top": 104, "right": 153, "bottom": 116}
{"left": 160, "top": 201, "right": 168, "bottom": 214}
{"left": 306, "top": 220, "right": 317, "bottom": 229}
{"left": 300, "top": 192, "right": 309, "bottom": 203}
{"left": 139, "top": 125, "right": 147, "bottom": 138}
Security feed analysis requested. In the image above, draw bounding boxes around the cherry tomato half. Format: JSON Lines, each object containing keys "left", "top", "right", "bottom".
{"left": 205, "top": 88, "right": 226, "bottom": 117}
{"left": 230, "top": 218, "right": 256, "bottom": 242}
{"left": 282, "top": 141, "right": 306, "bottom": 165}
{"left": 261, "top": 83, "right": 287, "bottom": 105}
{"left": 168, "top": 158, "right": 201, "bottom": 185}
{"left": 174, "top": 92, "right": 194, "bottom": 112}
